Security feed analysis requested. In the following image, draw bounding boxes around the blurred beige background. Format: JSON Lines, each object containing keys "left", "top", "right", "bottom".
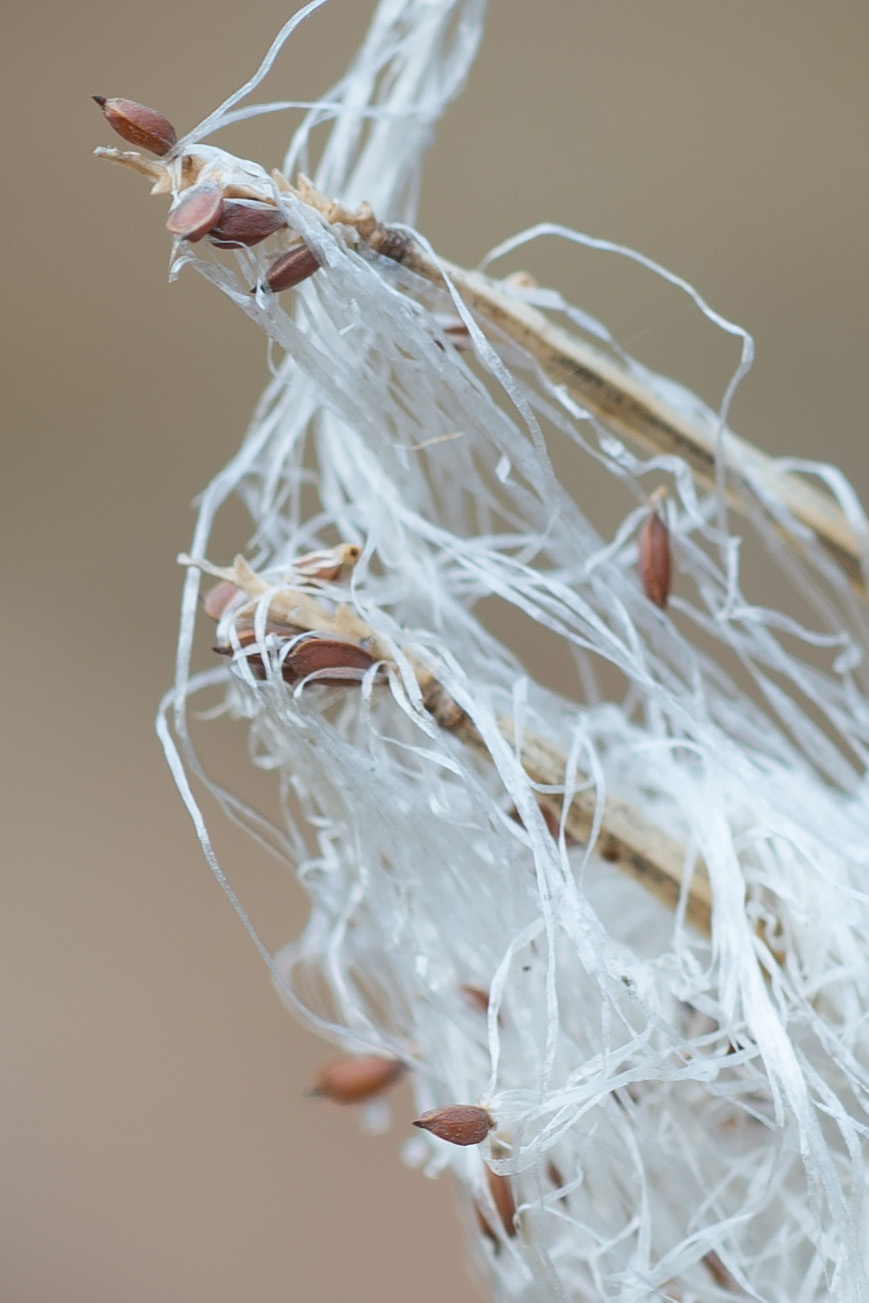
{"left": 3, "top": 2, "right": 867, "bottom": 1300}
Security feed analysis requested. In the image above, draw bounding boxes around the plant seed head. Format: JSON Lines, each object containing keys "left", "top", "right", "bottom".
{"left": 311, "top": 1055, "right": 405, "bottom": 1104}
{"left": 93, "top": 96, "right": 177, "bottom": 156}
{"left": 412, "top": 1104, "right": 493, "bottom": 1146}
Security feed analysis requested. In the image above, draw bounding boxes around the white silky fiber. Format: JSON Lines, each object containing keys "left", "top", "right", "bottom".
{"left": 152, "top": 2, "right": 869, "bottom": 1299}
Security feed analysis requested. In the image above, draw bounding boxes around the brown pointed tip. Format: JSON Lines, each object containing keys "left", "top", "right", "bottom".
{"left": 94, "top": 96, "right": 177, "bottom": 156}
{"left": 311, "top": 1055, "right": 406, "bottom": 1105}
{"left": 413, "top": 1104, "right": 493, "bottom": 1146}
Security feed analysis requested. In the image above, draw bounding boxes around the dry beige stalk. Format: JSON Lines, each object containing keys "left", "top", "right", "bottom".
{"left": 182, "top": 553, "right": 712, "bottom": 935}
{"left": 288, "top": 175, "right": 864, "bottom": 594}
{"left": 96, "top": 142, "right": 862, "bottom": 592}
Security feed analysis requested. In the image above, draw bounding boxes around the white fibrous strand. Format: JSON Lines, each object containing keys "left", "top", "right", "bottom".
{"left": 94, "top": 0, "right": 869, "bottom": 1299}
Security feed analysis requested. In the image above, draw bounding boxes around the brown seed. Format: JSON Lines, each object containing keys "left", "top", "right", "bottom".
{"left": 282, "top": 636, "right": 375, "bottom": 684}
{"left": 461, "top": 985, "right": 490, "bottom": 1015}
{"left": 597, "top": 837, "right": 619, "bottom": 863}
{"left": 258, "top": 243, "right": 321, "bottom": 294}
{"left": 546, "top": 1159, "right": 564, "bottom": 1189}
{"left": 485, "top": 1167, "right": 517, "bottom": 1238}
{"left": 639, "top": 502, "right": 671, "bottom": 608}
{"left": 202, "top": 580, "right": 242, "bottom": 621}
{"left": 166, "top": 183, "right": 225, "bottom": 242}
{"left": 546, "top": 1159, "right": 570, "bottom": 1203}
{"left": 413, "top": 1104, "right": 493, "bottom": 1147}
{"left": 213, "top": 628, "right": 278, "bottom": 679}
{"left": 508, "top": 802, "right": 579, "bottom": 847}
{"left": 537, "top": 801, "right": 580, "bottom": 847}
{"left": 311, "top": 1055, "right": 405, "bottom": 1105}
{"left": 214, "top": 631, "right": 375, "bottom": 688}
{"left": 93, "top": 96, "right": 177, "bottom": 156}
{"left": 702, "top": 1251, "right": 741, "bottom": 1292}
{"left": 207, "top": 200, "right": 287, "bottom": 248}
{"left": 475, "top": 1205, "right": 500, "bottom": 1250}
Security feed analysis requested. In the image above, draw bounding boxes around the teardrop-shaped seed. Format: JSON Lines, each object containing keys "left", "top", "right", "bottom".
{"left": 258, "top": 243, "right": 321, "bottom": 293}
{"left": 93, "top": 96, "right": 177, "bottom": 156}
{"left": 413, "top": 1104, "right": 493, "bottom": 1146}
{"left": 166, "top": 184, "right": 225, "bottom": 242}
{"left": 311, "top": 1056, "right": 405, "bottom": 1104}
{"left": 639, "top": 505, "right": 671, "bottom": 608}
{"left": 207, "top": 200, "right": 287, "bottom": 248}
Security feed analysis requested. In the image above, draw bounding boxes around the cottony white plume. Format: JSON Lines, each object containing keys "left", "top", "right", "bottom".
{"left": 97, "top": 1, "right": 869, "bottom": 1299}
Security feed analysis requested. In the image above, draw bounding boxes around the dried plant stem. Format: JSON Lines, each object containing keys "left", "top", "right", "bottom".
{"left": 97, "top": 147, "right": 862, "bottom": 590}
{"left": 292, "top": 177, "right": 864, "bottom": 594}
{"left": 444, "top": 705, "right": 711, "bottom": 934}
{"left": 188, "top": 556, "right": 712, "bottom": 935}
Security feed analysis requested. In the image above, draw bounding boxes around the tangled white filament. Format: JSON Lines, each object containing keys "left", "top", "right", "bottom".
{"left": 148, "top": 2, "right": 869, "bottom": 1299}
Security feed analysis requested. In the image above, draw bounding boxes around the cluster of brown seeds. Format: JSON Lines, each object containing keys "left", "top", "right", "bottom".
{"left": 311, "top": 1054, "right": 522, "bottom": 1245}
{"left": 93, "top": 96, "right": 320, "bottom": 292}
{"left": 198, "top": 553, "right": 534, "bottom": 1236}
{"left": 203, "top": 544, "right": 376, "bottom": 687}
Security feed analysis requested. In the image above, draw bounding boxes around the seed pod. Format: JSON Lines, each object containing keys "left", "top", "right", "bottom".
{"left": 639, "top": 501, "right": 671, "bottom": 608}
{"left": 166, "top": 183, "right": 225, "bottom": 242}
{"left": 258, "top": 243, "right": 321, "bottom": 294}
{"left": 413, "top": 1104, "right": 493, "bottom": 1147}
{"left": 311, "top": 1055, "right": 405, "bottom": 1105}
{"left": 207, "top": 200, "right": 287, "bottom": 248}
{"left": 93, "top": 96, "right": 177, "bottom": 156}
